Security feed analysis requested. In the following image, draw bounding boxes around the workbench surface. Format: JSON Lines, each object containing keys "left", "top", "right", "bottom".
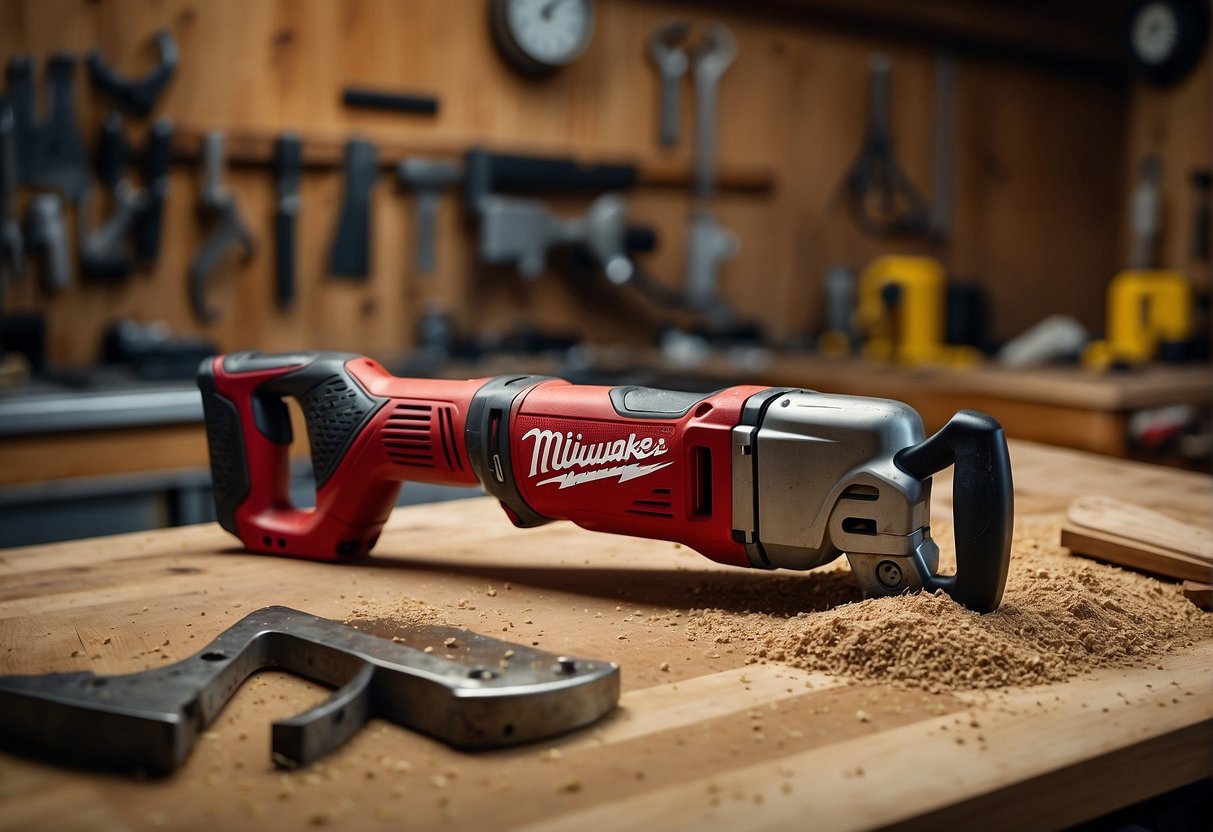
{"left": 1, "top": 441, "right": 1210, "bottom": 831}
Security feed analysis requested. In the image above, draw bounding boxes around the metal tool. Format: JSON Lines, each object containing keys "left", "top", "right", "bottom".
{"left": 133, "top": 117, "right": 173, "bottom": 262}
{"left": 342, "top": 86, "right": 438, "bottom": 115}
{"left": 80, "top": 31, "right": 178, "bottom": 277}
{"left": 274, "top": 133, "right": 302, "bottom": 309}
{"left": 478, "top": 192, "right": 632, "bottom": 280}
{"left": 842, "top": 55, "right": 931, "bottom": 238}
{"left": 188, "top": 132, "right": 256, "bottom": 322}
{"left": 197, "top": 351, "right": 1014, "bottom": 612}
{"left": 928, "top": 51, "right": 956, "bottom": 243}
{"left": 397, "top": 158, "right": 461, "bottom": 275}
{"left": 23, "top": 193, "right": 70, "bottom": 292}
{"left": 7, "top": 54, "right": 91, "bottom": 289}
{"left": 328, "top": 138, "right": 379, "bottom": 278}
{"left": 79, "top": 112, "right": 148, "bottom": 281}
{"left": 85, "top": 29, "right": 178, "bottom": 118}
{"left": 0, "top": 605, "right": 619, "bottom": 774}
{"left": 685, "top": 23, "right": 738, "bottom": 315}
{"left": 0, "top": 96, "right": 22, "bottom": 289}
{"left": 1130, "top": 155, "right": 1163, "bottom": 270}
{"left": 647, "top": 21, "right": 690, "bottom": 147}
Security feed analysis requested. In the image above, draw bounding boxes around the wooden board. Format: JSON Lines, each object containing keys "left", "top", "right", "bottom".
{"left": 1068, "top": 495, "right": 1213, "bottom": 564}
{"left": 1060, "top": 526, "right": 1213, "bottom": 584}
{"left": 0, "top": 440, "right": 1211, "bottom": 830}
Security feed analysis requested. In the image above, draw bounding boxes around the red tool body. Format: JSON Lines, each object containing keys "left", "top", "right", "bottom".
{"left": 200, "top": 351, "right": 1014, "bottom": 611}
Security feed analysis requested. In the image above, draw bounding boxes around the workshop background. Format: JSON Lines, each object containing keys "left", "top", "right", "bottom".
{"left": 0, "top": 0, "right": 1210, "bottom": 547}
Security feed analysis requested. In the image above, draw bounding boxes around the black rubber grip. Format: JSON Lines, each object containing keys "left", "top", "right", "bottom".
{"left": 197, "top": 359, "right": 249, "bottom": 535}
{"left": 894, "top": 410, "right": 1013, "bottom": 613}
{"left": 248, "top": 353, "right": 387, "bottom": 488}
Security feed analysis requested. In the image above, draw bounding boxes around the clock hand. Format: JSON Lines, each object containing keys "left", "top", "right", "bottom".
{"left": 541, "top": 0, "right": 572, "bottom": 21}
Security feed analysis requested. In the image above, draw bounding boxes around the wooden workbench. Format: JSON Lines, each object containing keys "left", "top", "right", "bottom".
{"left": 0, "top": 441, "right": 1210, "bottom": 831}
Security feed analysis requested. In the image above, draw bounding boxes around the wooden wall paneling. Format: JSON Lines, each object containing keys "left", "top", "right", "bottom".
{"left": 0, "top": 0, "right": 1154, "bottom": 366}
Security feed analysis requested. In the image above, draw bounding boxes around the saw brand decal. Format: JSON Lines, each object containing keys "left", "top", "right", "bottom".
{"left": 521, "top": 427, "right": 672, "bottom": 489}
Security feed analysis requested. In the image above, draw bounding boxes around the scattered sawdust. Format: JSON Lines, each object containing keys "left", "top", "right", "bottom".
{"left": 340, "top": 521, "right": 1210, "bottom": 694}
{"left": 685, "top": 521, "right": 1212, "bottom": 692}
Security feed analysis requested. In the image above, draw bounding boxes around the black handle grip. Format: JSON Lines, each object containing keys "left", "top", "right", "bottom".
{"left": 894, "top": 410, "right": 1013, "bottom": 613}
{"left": 134, "top": 118, "right": 172, "bottom": 261}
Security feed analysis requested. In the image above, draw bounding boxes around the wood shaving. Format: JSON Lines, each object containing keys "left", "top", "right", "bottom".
{"left": 684, "top": 521, "right": 1213, "bottom": 692}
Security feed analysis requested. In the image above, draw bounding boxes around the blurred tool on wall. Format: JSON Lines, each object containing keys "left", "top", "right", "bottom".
{"left": 1084, "top": 155, "right": 1195, "bottom": 369}
{"left": 188, "top": 131, "right": 256, "bottom": 323}
{"left": 273, "top": 133, "right": 302, "bottom": 310}
{"left": 80, "top": 30, "right": 177, "bottom": 281}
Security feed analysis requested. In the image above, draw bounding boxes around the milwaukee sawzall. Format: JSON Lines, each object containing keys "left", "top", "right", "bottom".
{"left": 198, "top": 352, "right": 1014, "bottom": 612}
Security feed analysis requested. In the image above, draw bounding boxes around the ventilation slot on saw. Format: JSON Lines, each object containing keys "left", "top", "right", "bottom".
{"left": 627, "top": 488, "right": 673, "bottom": 520}
{"left": 436, "top": 406, "right": 463, "bottom": 471}
{"left": 383, "top": 403, "right": 435, "bottom": 468}
{"left": 841, "top": 484, "right": 880, "bottom": 501}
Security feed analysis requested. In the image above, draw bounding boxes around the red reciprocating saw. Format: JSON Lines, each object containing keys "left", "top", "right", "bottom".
{"left": 198, "top": 352, "right": 1013, "bottom": 612}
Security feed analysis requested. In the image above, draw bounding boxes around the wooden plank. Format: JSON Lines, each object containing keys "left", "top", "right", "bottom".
{"left": 1068, "top": 495, "right": 1213, "bottom": 564}
{"left": 1061, "top": 526, "right": 1213, "bottom": 584}
{"left": 1183, "top": 581, "right": 1213, "bottom": 611}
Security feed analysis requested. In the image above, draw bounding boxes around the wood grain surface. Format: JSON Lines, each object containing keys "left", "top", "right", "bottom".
{"left": 0, "top": 440, "right": 1211, "bottom": 831}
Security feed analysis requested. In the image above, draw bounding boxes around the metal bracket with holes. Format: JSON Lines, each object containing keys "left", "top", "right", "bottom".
{"left": 0, "top": 605, "right": 619, "bottom": 774}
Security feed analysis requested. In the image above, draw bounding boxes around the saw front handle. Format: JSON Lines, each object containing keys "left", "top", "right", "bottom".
{"left": 896, "top": 410, "right": 1013, "bottom": 612}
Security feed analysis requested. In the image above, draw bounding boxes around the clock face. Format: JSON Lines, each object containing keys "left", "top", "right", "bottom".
{"left": 1132, "top": 1, "right": 1180, "bottom": 64}
{"left": 492, "top": 0, "right": 595, "bottom": 73}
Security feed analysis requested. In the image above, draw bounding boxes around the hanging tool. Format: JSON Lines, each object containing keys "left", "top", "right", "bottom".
{"left": 79, "top": 112, "right": 148, "bottom": 280}
{"left": 928, "top": 51, "right": 956, "bottom": 243}
{"left": 341, "top": 86, "right": 439, "bottom": 115}
{"left": 85, "top": 29, "right": 178, "bottom": 118}
{"left": 857, "top": 255, "right": 980, "bottom": 367}
{"left": 197, "top": 351, "right": 1014, "bottom": 612}
{"left": 647, "top": 21, "right": 690, "bottom": 147}
{"left": 328, "top": 138, "right": 379, "bottom": 278}
{"left": 397, "top": 157, "right": 461, "bottom": 275}
{"left": 1191, "top": 169, "right": 1210, "bottom": 262}
{"left": 188, "top": 132, "right": 256, "bottom": 323}
{"left": 23, "top": 194, "right": 70, "bottom": 292}
{"left": 79, "top": 30, "right": 178, "bottom": 279}
{"left": 273, "top": 133, "right": 302, "bottom": 309}
{"left": 817, "top": 265, "right": 857, "bottom": 358}
{"left": 842, "top": 55, "right": 931, "bottom": 238}
{"left": 1085, "top": 156, "right": 1195, "bottom": 369}
{"left": 685, "top": 23, "right": 738, "bottom": 316}
{"left": 0, "top": 605, "right": 619, "bottom": 774}
{"left": 463, "top": 148, "right": 636, "bottom": 212}
{"left": 0, "top": 96, "right": 22, "bottom": 290}
{"left": 6, "top": 54, "right": 91, "bottom": 290}
{"left": 477, "top": 192, "right": 633, "bottom": 280}
{"left": 133, "top": 118, "right": 173, "bottom": 262}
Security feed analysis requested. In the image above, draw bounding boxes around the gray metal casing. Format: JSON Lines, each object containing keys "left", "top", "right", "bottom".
{"left": 733, "top": 390, "right": 939, "bottom": 598}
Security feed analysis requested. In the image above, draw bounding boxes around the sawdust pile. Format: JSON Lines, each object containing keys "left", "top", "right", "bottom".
{"left": 685, "top": 521, "right": 1212, "bottom": 692}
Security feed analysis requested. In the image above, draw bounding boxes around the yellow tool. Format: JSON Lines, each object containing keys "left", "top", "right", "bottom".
{"left": 856, "top": 255, "right": 980, "bottom": 367}
{"left": 1082, "top": 270, "right": 1193, "bottom": 369}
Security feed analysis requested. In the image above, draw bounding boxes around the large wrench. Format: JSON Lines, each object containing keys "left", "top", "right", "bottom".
{"left": 685, "top": 23, "right": 738, "bottom": 316}
{"left": 647, "top": 21, "right": 690, "bottom": 147}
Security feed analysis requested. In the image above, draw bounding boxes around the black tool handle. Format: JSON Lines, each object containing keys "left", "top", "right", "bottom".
{"left": 328, "top": 139, "right": 379, "bottom": 278}
{"left": 134, "top": 118, "right": 172, "bottom": 262}
{"left": 894, "top": 410, "right": 1013, "bottom": 613}
{"left": 464, "top": 148, "right": 636, "bottom": 211}
{"left": 341, "top": 87, "right": 438, "bottom": 115}
{"left": 274, "top": 134, "right": 302, "bottom": 308}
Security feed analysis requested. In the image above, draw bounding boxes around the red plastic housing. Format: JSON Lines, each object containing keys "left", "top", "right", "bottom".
{"left": 508, "top": 380, "right": 765, "bottom": 567}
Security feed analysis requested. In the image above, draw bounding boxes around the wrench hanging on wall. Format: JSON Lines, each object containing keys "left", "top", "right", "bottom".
{"left": 647, "top": 21, "right": 691, "bottom": 147}
{"left": 684, "top": 23, "right": 739, "bottom": 320}
{"left": 188, "top": 132, "right": 256, "bottom": 323}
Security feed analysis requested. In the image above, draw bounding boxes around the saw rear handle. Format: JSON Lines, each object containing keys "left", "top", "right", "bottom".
{"left": 199, "top": 351, "right": 1013, "bottom": 612}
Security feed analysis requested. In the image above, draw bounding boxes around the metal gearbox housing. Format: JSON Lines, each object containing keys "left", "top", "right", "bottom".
{"left": 732, "top": 390, "right": 939, "bottom": 598}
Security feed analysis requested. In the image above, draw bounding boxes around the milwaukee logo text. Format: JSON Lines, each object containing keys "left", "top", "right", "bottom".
{"left": 521, "top": 428, "right": 672, "bottom": 489}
